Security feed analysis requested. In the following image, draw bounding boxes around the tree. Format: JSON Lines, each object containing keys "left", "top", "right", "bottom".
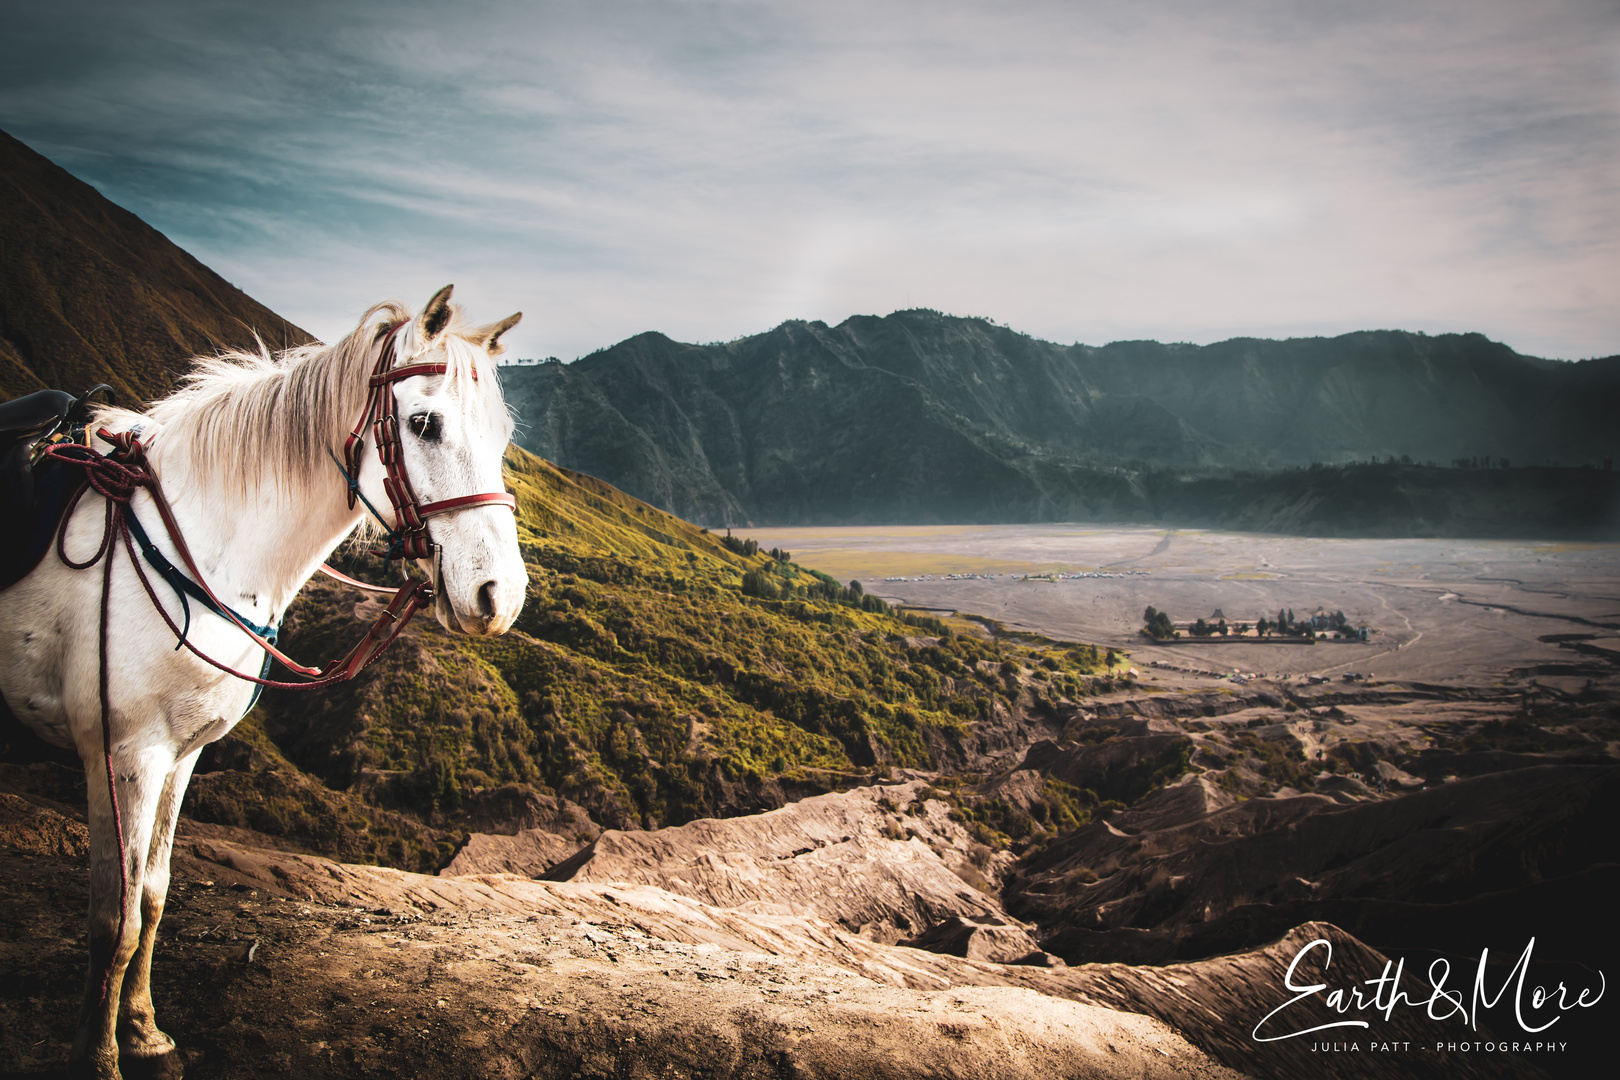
{"left": 1142, "top": 606, "right": 1176, "bottom": 640}
{"left": 720, "top": 529, "right": 760, "bottom": 557}
{"left": 741, "top": 570, "right": 778, "bottom": 599}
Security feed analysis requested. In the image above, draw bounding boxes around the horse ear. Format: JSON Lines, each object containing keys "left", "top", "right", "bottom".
{"left": 419, "top": 284, "right": 455, "bottom": 340}
{"left": 475, "top": 312, "right": 522, "bottom": 355}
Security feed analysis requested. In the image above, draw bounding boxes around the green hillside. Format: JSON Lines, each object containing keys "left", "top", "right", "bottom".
{"left": 195, "top": 445, "right": 1115, "bottom": 871}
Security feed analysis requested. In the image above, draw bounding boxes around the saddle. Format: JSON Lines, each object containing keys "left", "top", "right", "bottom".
{"left": 0, "top": 385, "right": 116, "bottom": 591}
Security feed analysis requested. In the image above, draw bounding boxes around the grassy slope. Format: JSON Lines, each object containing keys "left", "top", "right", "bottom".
{"left": 195, "top": 446, "right": 1115, "bottom": 871}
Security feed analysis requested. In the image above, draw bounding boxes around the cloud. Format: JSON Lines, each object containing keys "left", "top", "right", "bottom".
{"left": 1, "top": 0, "right": 1615, "bottom": 360}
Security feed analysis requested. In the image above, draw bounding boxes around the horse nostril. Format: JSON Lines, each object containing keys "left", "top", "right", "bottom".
{"left": 477, "top": 580, "right": 498, "bottom": 619}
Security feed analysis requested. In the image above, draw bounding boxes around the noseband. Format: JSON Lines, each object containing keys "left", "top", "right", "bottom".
{"left": 338, "top": 320, "right": 516, "bottom": 561}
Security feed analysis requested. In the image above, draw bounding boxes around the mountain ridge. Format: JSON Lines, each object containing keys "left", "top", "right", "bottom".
{"left": 503, "top": 313, "right": 1620, "bottom": 530}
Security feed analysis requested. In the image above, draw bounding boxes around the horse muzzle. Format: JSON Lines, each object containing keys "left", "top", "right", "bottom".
{"left": 423, "top": 515, "right": 526, "bottom": 637}
{"left": 435, "top": 564, "right": 525, "bottom": 636}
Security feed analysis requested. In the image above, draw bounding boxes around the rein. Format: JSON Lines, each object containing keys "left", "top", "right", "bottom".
{"left": 44, "top": 433, "right": 435, "bottom": 689}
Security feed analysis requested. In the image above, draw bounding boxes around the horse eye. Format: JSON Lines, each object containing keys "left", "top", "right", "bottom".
{"left": 409, "top": 412, "right": 442, "bottom": 441}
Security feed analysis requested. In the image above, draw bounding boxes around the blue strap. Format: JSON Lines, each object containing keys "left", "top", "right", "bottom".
{"left": 326, "top": 448, "right": 410, "bottom": 560}
{"left": 123, "top": 507, "right": 279, "bottom": 648}
{"left": 248, "top": 651, "right": 272, "bottom": 714}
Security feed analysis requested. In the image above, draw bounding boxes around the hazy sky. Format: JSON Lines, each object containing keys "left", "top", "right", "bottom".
{"left": 2, "top": 0, "right": 1616, "bottom": 361}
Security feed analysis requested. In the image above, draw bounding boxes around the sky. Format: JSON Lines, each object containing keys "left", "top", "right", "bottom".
{"left": 1, "top": 0, "right": 1616, "bottom": 362}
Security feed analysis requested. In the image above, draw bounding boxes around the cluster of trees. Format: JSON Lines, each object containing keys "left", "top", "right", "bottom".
{"left": 899, "top": 611, "right": 950, "bottom": 636}
{"left": 720, "top": 529, "right": 760, "bottom": 557}
{"left": 1450, "top": 456, "right": 1513, "bottom": 470}
{"left": 741, "top": 567, "right": 889, "bottom": 613}
{"left": 1142, "top": 606, "right": 1176, "bottom": 639}
{"left": 1302, "top": 455, "right": 1429, "bottom": 470}
{"left": 1254, "top": 609, "right": 1295, "bottom": 637}
{"left": 718, "top": 530, "right": 792, "bottom": 563}
{"left": 1144, "top": 606, "right": 1356, "bottom": 641}
{"left": 1254, "top": 608, "right": 1344, "bottom": 639}
{"left": 739, "top": 568, "right": 776, "bottom": 597}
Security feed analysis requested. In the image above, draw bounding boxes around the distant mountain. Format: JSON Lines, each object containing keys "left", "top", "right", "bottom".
{"left": 0, "top": 128, "right": 311, "bottom": 403}
{"left": 501, "top": 313, "right": 1620, "bottom": 529}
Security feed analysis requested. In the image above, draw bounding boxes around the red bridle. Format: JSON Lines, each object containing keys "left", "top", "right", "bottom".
{"left": 49, "top": 317, "right": 523, "bottom": 691}
{"left": 340, "top": 319, "right": 516, "bottom": 561}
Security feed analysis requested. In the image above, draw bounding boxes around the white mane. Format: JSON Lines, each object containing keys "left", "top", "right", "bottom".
{"left": 92, "top": 300, "right": 505, "bottom": 507}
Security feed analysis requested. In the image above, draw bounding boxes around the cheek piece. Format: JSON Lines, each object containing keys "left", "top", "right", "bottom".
{"left": 334, "top": 320, "right": 516, "bottom": 562}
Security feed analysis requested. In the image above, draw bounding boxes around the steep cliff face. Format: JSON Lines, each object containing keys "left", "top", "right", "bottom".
{"left": 503, "top": 314, "right": 1620, "bottom": 529}
{"left": 0, "top": 128, "right": 312, "bottom": 403}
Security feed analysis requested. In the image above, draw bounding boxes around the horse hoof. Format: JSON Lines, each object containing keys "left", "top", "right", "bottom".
{"left": 66, "top": 1054, "right": 122, "bottom": 1080}
{"left": 121, "top": 1050, "right": 184, "bottom": 1080}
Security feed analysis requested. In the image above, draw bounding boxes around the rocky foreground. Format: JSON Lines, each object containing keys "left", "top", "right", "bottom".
{"left": 2, "top": 773, "right": 1589, "bottom": 1080}
{"left": 4, "top": 650, "right": 1613, "bottom": 1080}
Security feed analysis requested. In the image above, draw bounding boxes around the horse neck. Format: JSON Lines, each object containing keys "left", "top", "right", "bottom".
{"left": 149, "top": 447, "right": 364, "bottom": 618}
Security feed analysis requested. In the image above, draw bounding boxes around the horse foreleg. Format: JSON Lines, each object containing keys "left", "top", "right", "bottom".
{"left": 71, "top": 746, "right": 173, "bottom": 1080}
{"left": 115, "top": 751, "right": 198, "bottom": 1076}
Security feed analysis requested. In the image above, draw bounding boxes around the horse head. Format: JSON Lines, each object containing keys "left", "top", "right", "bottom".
{"left": 356, "top": 285, "right": 527, "bottom": 636}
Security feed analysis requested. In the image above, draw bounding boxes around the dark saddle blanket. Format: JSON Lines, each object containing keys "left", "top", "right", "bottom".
{"left": 0, "top": 387, "right": 113, "bottom": 592}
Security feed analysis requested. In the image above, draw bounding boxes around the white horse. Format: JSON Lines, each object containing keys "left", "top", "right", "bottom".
{"left": 0, "top": 286, "right": 527, "bottom": 1079}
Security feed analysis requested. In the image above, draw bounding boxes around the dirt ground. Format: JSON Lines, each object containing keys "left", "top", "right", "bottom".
{"left": 4, "top": 785, "right": 1594, "bottom": 1080}
{"left": 0, "top": 801, "right": 1245, "bottom": 1080}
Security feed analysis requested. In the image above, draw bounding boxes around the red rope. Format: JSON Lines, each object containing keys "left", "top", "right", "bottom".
{"left": 95, "top": 509, "right": 128, "bottom": 1012}
{"left": 39, "top": 439, "right": 147, "bottom": 1010}
{"left": 47, "top": 433, "right": 435, "bottom": 686}
{"left": 118, "top": 523, "right": 431, "bottom": 689}
{"left": 33, "top": 445, "right": 138, "bottom": 1008}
